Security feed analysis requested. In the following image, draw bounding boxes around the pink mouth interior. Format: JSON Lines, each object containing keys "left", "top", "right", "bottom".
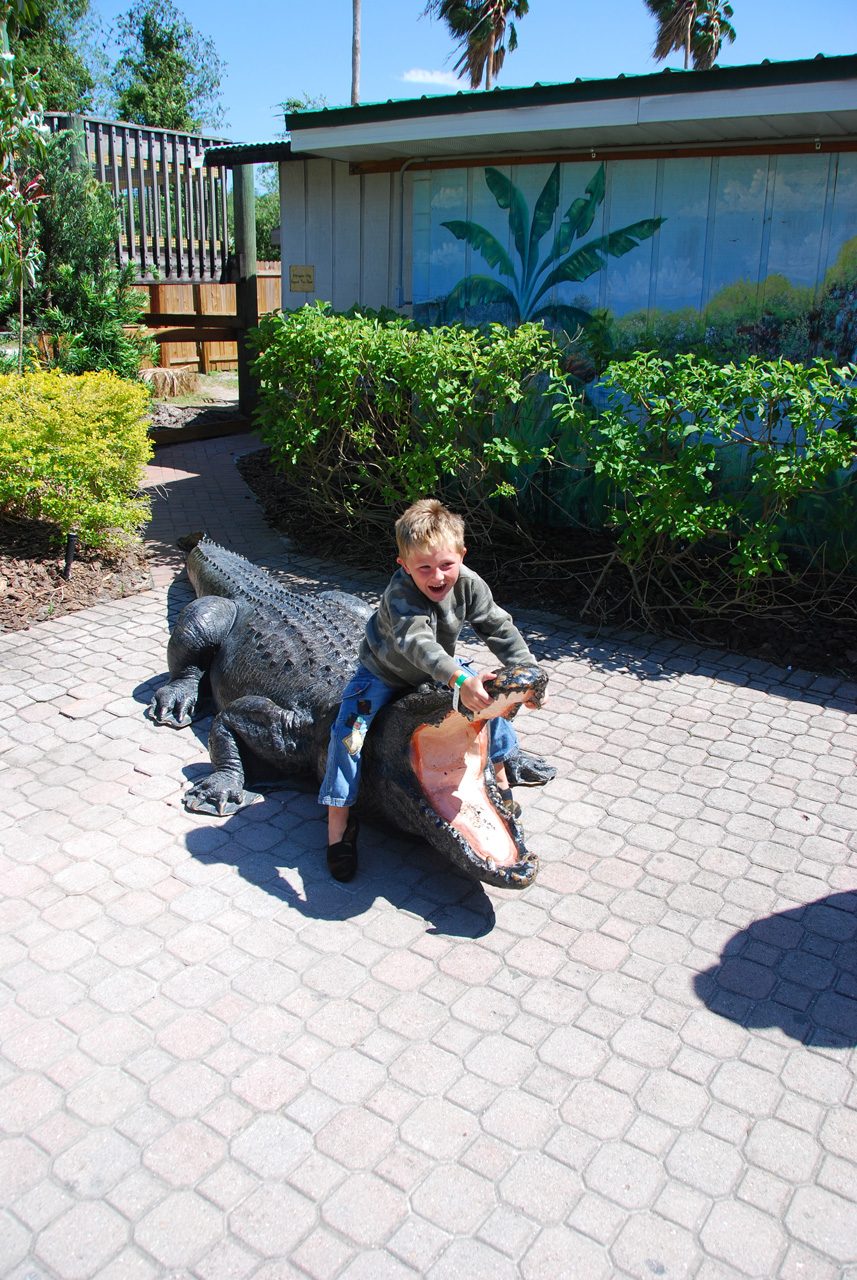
{"left": 410, "top": 712, "right": 520, "bottom": 868}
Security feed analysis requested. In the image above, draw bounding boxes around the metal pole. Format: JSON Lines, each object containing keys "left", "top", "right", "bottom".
{"left": 232, "top": 163, "right": 259, "bottom": 419}
{"left": 351, "top": 0, "right": 361, "bottom": 105}
{"left": 62, "top": 532, "right": 78, "bottom": 580}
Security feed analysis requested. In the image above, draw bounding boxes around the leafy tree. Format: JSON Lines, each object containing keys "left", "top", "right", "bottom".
{"left": 0, "top": 25, "right": 48, "bottom": 370}
{"left": 8, "top": 0, "right": 102, "bottom": 112}
{"left": 111, "top": 0, "right": 225, "bottom": 131}
{"left": 424, "top": 0, "right": 529, "bottom": 90}
{"left": 25, "top": 131, "right": 154, "bottom": 376}
{"left": 277, "top": 91, "right": 328, "bottom": 125}
{"left": 255, "top": 184, "right": 279, "bottom": 260}
{"left": 645, "top": 0, "right": 735, "bottom": 71}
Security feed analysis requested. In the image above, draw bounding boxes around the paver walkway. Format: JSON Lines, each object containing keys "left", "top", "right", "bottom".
{"left": 1, "top": 432, "right": 856, "bottom": 1280}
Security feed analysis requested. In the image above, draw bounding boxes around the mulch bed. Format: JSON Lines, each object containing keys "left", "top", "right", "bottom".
{"left": 149, "top": 401, "right": 246, "bottom": 434}
{"left": 0, "top": 515, "right": 152, "bottom": 632}
{"left": 238, "top": 447, "right": 857, "bottom": 684}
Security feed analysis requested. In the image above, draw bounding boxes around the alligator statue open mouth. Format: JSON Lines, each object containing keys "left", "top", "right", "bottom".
{"left": 148, "top": 540, "right": 551, "bottom": 889}
{"left": 363, "top": 666, "right": 548, "bottom": 887}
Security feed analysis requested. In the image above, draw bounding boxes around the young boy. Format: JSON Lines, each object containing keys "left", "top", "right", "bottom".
{"left": 319, "top": 498, "right": 554, "bottom": 881}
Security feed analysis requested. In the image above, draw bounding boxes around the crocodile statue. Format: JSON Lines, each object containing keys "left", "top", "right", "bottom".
{"left": 148, "top": 539, "right": 552, "bottom": 889}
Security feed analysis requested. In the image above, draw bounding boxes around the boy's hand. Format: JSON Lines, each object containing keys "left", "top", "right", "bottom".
{"left": 459, "top": 672, "right": 495, "bottom": 714}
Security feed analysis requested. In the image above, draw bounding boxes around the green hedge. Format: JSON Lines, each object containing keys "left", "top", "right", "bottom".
{"left": 250, "top": 306, "right": 857, "bottom": 629}
{"left": 250, "top": 304, "right": 561, "bottom": 537}
{"left": 551, "top": 351, "right": 857, "bottom": 582}
{"left": 0, "top": 370, "right": 152, "bottom": 546}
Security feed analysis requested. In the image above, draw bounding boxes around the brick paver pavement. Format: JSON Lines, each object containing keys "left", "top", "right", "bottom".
{"left": 1, "top": 431, "right": 856, "bottom": 1279}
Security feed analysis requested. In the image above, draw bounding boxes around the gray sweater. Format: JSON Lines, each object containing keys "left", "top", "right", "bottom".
{"left": 359, "top": 564, "right": 535, "bottom": 689}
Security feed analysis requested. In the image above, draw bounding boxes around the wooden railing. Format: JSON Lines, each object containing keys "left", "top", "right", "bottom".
{"left": 46, "top": 113, "right": 232, "bottom": 284}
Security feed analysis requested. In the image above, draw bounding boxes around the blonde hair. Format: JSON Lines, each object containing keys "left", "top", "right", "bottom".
{"left": 395, "top": 499, "right": 465, "bottom": 559}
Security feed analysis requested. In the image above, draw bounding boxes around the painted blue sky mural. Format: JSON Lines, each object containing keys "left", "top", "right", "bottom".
{"left": 412, "top": 153, "right": 857, "bottom": 362}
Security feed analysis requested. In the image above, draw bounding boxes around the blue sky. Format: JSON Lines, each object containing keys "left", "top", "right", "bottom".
{"left": 91, "top": 0, "right": 857, "bottom": 144}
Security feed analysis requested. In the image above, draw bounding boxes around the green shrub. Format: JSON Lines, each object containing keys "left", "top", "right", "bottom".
{"left": 0, "top": 369, "right": 152, "bottom": 545}
{"left": 552, "top": 352, "right": 857, "bottom": 592}
{"left": 250, "top": 304, "right": 560, "bottom": 537}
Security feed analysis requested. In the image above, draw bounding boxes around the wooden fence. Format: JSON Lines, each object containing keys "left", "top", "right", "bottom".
{"left": 46, "top": 113, "right": 231, "bottom": 284}
{"left": 133, "top": 263, "right": 282, "bottom": 371}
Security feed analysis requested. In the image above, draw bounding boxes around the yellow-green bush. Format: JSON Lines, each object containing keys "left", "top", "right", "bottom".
{"left": 0, "top": 370, "right": 152, "bottom": 546}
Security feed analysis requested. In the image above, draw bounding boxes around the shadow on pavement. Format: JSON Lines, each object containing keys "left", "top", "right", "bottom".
{"left": 695, "top": 891, "right": 857, "bottom": 1048}
{"left": 167, "top": 573, "right": 196, "bottom": 626}
{"left": 129, "top": 670, "right": 498, "bottom": 940}
{"left": 524, "top": 623, "right": 857, "bottom": 715}
{"left": 181, "top": 793, "right": 497, "bottom": 940}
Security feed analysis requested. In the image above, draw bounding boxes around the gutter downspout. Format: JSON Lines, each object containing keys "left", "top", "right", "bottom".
{"left": 395, "top": 158, "right": 417, "bottom": 309}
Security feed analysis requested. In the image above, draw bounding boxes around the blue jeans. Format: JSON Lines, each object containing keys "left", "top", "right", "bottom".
{"left": 319, "top": 662, "right": 519, "bottom": 808}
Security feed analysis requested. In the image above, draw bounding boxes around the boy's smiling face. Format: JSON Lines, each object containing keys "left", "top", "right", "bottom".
{"left": 398, "top": 542, "right": 465, "bottom": 603}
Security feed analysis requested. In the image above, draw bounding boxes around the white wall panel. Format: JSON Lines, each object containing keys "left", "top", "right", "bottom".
{"left": 279, "top": 160, "right": 307, "bottom": 310}
{"left": 305, "top": 161, "right": 334, "bottom": 306}
{"left": 360, "top": 171, "right": 394, "bottom": 310}
{"left": 332, "top": 160, "right": 361, "bottom": 310}
{"left": 278, "top": 160, "right": 413, "bottom": 313}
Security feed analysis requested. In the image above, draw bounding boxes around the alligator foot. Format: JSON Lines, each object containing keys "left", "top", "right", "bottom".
{"left": 504, "top": 748, "right": 557, "bottom": 787}
{"left": 185, "top": 771, "right": 261, "bottom": 816}
{"left": 148, "top": 677, "right": 200, "bottom": 729}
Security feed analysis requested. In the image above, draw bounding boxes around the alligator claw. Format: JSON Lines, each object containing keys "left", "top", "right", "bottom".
{"left": 184, "top": 772, "right": 260, "bottom": 816}
{"left": 147, "top": 701, "right": 194, "bottom": 729}
{"left": 148, "top": 680, "right": 199, "bottom": 729}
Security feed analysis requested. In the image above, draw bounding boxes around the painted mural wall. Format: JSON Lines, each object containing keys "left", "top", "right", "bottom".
{"left": 412, "top": 154, "right": 857, "bottom": 363}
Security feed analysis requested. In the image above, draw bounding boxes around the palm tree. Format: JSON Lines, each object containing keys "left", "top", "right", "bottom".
{"left": 645, "top": 0, "right": 735, "bottom": 71}
{"left": 424, "top": 0, "right": 529, "bottom": 91}
{"left": 351, "top": 0, "right": 360, "bottom": 105}
{"left": 693, "top": 0, "right": 735, "bottom": 70}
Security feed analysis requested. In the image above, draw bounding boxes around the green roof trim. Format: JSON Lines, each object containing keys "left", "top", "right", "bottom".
{"left": 204, "top": 140, "right": 293, "bottom": 166}
{"left": 286, "top": 53, "right": 857, "bottom": 133}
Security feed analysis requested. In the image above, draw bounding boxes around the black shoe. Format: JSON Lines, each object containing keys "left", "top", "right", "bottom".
{"left": 498, "top": 787, "right": 522, "bottom": 819}
{"left": 504, "top": 749, "right": 557, "bottom": 787}
{"left": 327, "top": 814, "right": 359, "bottom": 882}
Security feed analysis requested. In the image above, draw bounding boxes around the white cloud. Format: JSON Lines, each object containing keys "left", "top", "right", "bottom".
{"left": 400, "top": 68, "right": 465, "bottom": 90}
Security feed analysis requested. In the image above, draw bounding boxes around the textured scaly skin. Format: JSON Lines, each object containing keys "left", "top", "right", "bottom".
{"left": 187, "top": 540, "right": 364, "bottom": 712}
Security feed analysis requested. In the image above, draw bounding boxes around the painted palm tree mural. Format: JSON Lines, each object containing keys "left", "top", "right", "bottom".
{"left": 440, "top": 163, "right": 665, "bottom": 333}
